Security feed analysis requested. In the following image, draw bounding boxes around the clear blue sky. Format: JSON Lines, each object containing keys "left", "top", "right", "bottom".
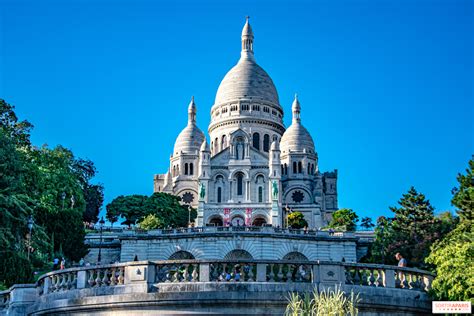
{"left": 1, "top": 0, "right": 472, "bottom": 221}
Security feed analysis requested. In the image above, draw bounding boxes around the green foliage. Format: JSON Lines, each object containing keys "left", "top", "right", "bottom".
{"left": 107, "top": 192, "right": 197, "bottom": 228}
{"left": 369, "top": 187, "right": 444, "bottom": 268}
{"left": 0, "top": 99, "right": 103, "bottom": 286}
{"left": 288, "top": 211, "right": 308, "bottom": 229}
{"left": 285, "top": 285, "right": 360, "bottom": 316}
{"left": 106, "top": 194, "right": 148, "bottom": 226}
{"left": 426, "top": 158, "right": 474, "bottom": 302}
{"left": 328, "top": 208, "right": 359, "bottom": 231}
{"left": 360, "top": 217, "right": 374, "bottom": 230}
{"left": 138, "top": 214, "right": 163, "bottom": 230}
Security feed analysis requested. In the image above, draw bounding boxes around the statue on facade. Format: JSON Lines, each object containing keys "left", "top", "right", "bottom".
{"left": 272, "top": 180, "right": 278, "bottom": 200}
{"left": 199, "top": 182, "right": 206, "bottom": 200}
{"left": 236, "top": 141, "right": 244, "bottom": 160}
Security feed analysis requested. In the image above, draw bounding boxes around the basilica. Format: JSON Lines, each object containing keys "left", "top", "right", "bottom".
{"left": 154, "top": 18, "right": 338, "bottom": 229}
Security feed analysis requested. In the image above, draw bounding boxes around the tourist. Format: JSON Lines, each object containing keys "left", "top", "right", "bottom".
{"left": 79, "top": 258, "right": 85, "bottom": 266}
{"left": 52, "top": 257, "right": 59, "bottom": 270}
{"left": 395, "top": 253, "right": 407, "bottom": 267}
{"left": 60, "top": 258, "right": 66, "bottom": 270}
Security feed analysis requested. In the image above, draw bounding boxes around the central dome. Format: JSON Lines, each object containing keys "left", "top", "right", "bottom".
{"left": 214, "top": 58, "right": 280, "bottom": 106}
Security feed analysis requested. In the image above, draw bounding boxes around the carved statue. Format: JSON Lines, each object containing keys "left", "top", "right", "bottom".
{"left": 272, "top": 180, "right": 279, "bottom": 199}
{"left": 236, "top": 142, "right": 244, "bottom": 160}
{"left": 199, "top": 182, "right": 206, "bottom": 199}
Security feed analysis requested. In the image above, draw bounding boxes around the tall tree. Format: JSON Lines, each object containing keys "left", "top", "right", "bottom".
{"left": 426, "top": 158, "right": 473, "bottom": 302}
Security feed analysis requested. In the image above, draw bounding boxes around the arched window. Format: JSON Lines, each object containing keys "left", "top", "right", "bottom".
{"left": 284, "top": 163, "right": 288, "bottom": 175}
{"left": 173, "top": 165, "right": 176, "bottom": 177}
{"left": 293, "top": 162, "right": 297, "bottom": 174}
{"left": 298, "top": 161, "right": 302, "bottom": 173}
{"left": 258, "top": 186, "right": 263, "bottom": 203}
{"left": 307, "top": 163, "right": 310, "bottom": 174}
{"left": 312, "top": 164, "right": 315, "bottom": 174}
{"left": 210, "top": 141, "right": 214, "bottom": 154}
{"left": 214, "top": 138, "right": 218, "bottom": 153}
{"left": 236, "top": 173, "right": 243, "bottom": 196}
{"left": 189, "top": 163, "right": 193, "bottom": 175}
{"left": 217, "top": 187, "right": 222, "bottom": 203}
{"left": 221, "top": 135, "right": 227, "bottom": 149}
{"left": 263, "top": 134, "right": 270, "bottom": 152}
{"left": 252, "top": 133, "right": 260, "bottom": 150}
{"left": 281, "top": 165, "right": 284, "bottom": 175}
{"left": 184, "top": 163, "right": 188, "bottom": 175}
{"left": 272, "top": 135, "right": 278, "bottom": 142}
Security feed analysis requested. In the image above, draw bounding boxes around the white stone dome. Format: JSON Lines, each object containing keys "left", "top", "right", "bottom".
{"left": 174, "top": 125, "right": 205, "bottom": 155}
{"left": 173, "top": 97, "right": 205, "bottom": 155}
{"left": 280, "top": 95, "right": 315, "bottom": 154}
{"left": 214, "top": 58, "right": 280, "bottom": 106}
{"left": 280, "top": 124, "right": 315, "bottom": 154}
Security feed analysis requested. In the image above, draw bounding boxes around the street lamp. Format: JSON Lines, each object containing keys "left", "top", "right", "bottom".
{"left": 97, "top": 217, "right": 105, "bottom": 264}
{"left": 27, "top": 215, "right": 34, "bottom": 260}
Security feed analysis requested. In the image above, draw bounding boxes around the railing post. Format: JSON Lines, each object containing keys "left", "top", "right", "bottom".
{"left": 77, "top": 270, "right": 87, "bottom": 289}
{"left": 124, "top": 262, "right": 155, "bottom": 286}
{"left": 199, "top": 263, "right": 210, "bottom": 282}
{"left": 423, "top": 275, "right": 433, "bottom": 291}
{"left": 384, "top": 269, "right": 396, "bottom": 288}
{"left": 256, "top": 264, "right": 266, "bottom": 282}
{"left": 43, "top": 277, "right": 51, "bottom": 294}
{"left": 312, "top": 263, "right": 320, "bottom": 284}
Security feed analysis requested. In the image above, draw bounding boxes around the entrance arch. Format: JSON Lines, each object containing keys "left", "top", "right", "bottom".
{"left": 224, "top": 249, "right": 253, "bottom": 260}
{"left": 231, "top": 215, "right": 245, "bottom": 226}
{"left": 252, "top": 217, "right": 267, "bottom": 226}
{"left": 169, "top": 251, "right": 195, "bottom": 260}
{"left": 208, "top": 216, "right": 223, "bottom": 227}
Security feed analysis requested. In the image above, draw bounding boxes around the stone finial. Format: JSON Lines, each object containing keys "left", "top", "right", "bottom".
{"left": 292, "top": 93, "right": 301, "bottom": 123}
{"left": 241, "top": 16, "right": 254, "bottom": 60}
{"left": 188, "top": 96, "right": 196, "bottom": 124}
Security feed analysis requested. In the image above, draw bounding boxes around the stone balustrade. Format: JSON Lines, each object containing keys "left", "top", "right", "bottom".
{"left": 85, "top": 225, "right": 357, "bottom": 240}
{"left": 1, "top": 260, "right": 434, "bottom": 315}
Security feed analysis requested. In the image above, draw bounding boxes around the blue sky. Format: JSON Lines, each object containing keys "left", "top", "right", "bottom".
{"left": 1, "top": 0, "right": 472, "bottom": 221}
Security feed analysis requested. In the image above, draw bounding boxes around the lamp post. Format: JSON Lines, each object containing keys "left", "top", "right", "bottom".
{"left": 188, "top": 206, "right": 191, "bottom": 228}
{"left": 97, "top": 217, "right": 105, "bottom": 264}
{"left": 27, "top": 215, "right": 34, "bottom": 260}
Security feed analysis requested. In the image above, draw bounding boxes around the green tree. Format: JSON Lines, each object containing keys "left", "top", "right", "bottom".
{"left": 360, "top": 217, "right": 375, "bottom": 230}
{"left": 287, "top": 211, "right": 308, "bottom": 229}
{"left": 106, "top": 194, "right": 148, "bottom": 227}
{"left": 328, "top": 208, "right": 359, "bottom": 231}
{"left": 426, "top": 158, "right": 474, "bottom": 302}
{"left": 138, "top": 214, "right": 163, "bottom": 230}
{"left": 370, "top": 187, "right": 441, "bottom": 267}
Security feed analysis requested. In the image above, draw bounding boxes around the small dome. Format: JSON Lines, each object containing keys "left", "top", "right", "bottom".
{"left": 280, "top": 95, "right": 315, "bottom": 154}
{"left": 173, "top": 125, "right": 205, "bottom": 155}
{"left": 173, "top": 97, "right": 205, "bottom": 155}
{"left": 280, "top": 124, "right": 315, "bottom": 154}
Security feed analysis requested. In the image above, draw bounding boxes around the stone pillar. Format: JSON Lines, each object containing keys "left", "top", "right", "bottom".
{"left": 124, "top": 262, "right": 155, "bottom": 293}
{"left": 77, "top": 270, "right": 87, "bottom": 289}
{"left": 7, "top": 285, "right": 37, "bottom": 315}
{"left": 384, "top": 269, "right": 396, "bottom": 288}
{"left": 256, "top": 264, "right": 267, "bottom": 282}
{"left": 42, "top": 276, "right": 51, "bottom": 294}
{"left": 199, "top": 263, "right": 210, "bottom": 282}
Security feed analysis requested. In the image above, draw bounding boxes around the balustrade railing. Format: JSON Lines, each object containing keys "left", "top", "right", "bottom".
{"left": 0, "top": 290, "right": 10, "bottom": 309}
{"left": 33, "top": 260, "right": 434, "bottom": 299}
{"left": 344, "top": 263, "right": 433, "bottom": 291}
{"left": 87, "top": 226, "right": 356, "bottom": 238}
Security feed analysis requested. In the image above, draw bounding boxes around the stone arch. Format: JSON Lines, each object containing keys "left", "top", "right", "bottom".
{"left": 229, "top": 169, "right": 250, "bottom": 180}
{"left": 231, "top": 214, "right": 245, "bottom": 226}
{"left": 224, "top": 249, "right": 253, "bottom": 260}
{"left": 169, "top": 250, "right": 195, "bottom": 260}
{"left": 252, "top": 216, "right": 267, "bottom": 226}
{"left": 208, "top": 215, "right": 223, "bottom": 227}
{"left": 282, "top": 252, "right": 309, "bottom": 261}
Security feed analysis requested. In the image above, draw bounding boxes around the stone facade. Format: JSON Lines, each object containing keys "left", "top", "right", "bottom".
{"left": 154, "top": 18, "right": 338, "bottom": 229}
